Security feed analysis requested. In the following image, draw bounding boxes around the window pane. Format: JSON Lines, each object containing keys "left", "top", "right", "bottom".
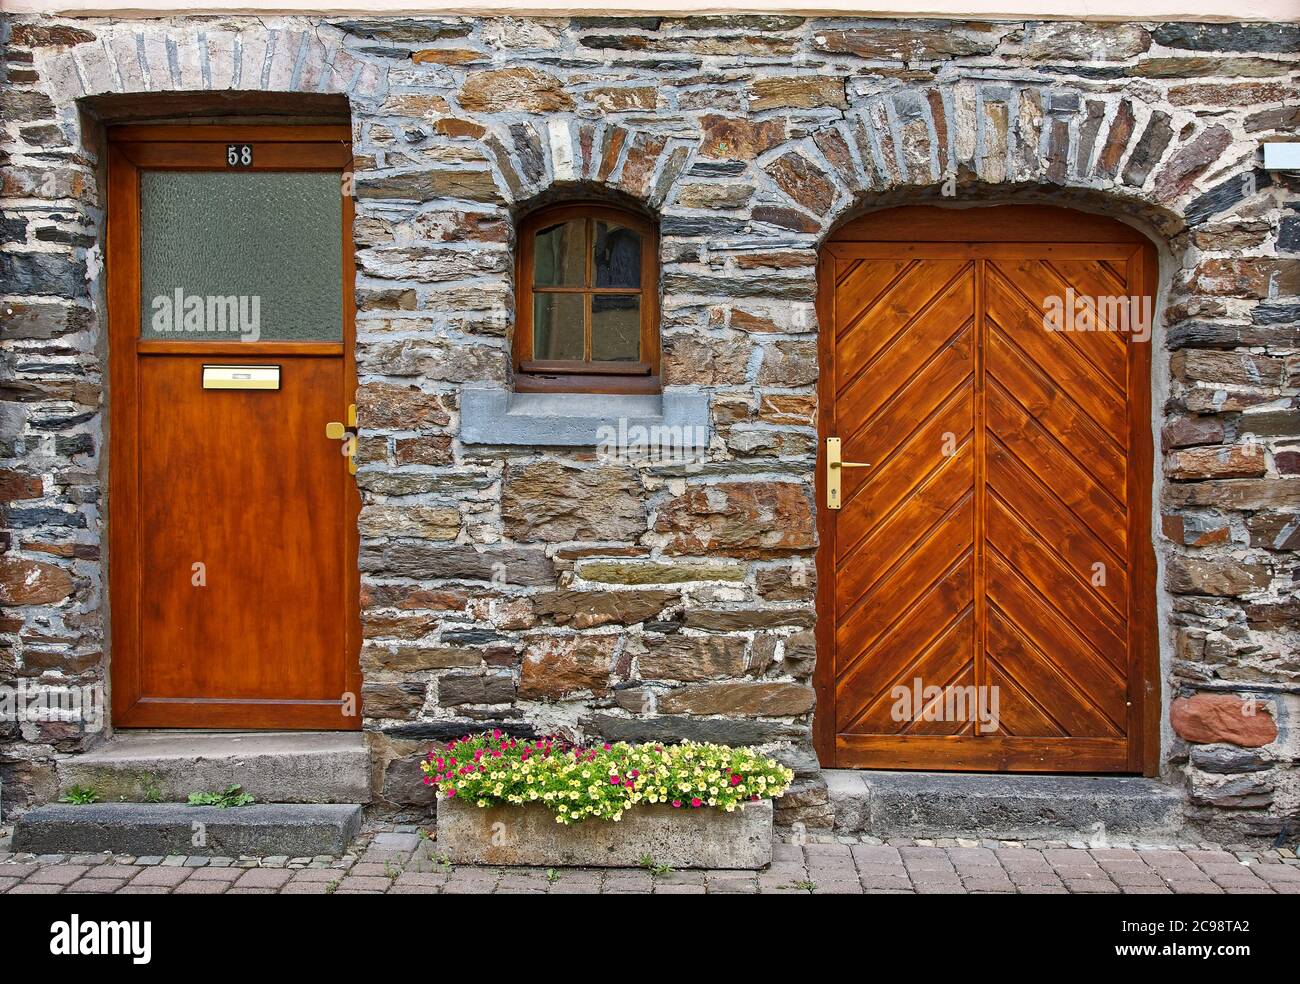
{"left": 533, "top": 292, "right": 584, "bottom": 360}
{"left": 593, "top": 220, "right": 641, "bottom": 288}
{"left": 534, "top": 219, "right": 585, "bottom": 286}
{"left": 139, "top": 170, "right": 342, "bottom": 341}
{"left": 591, "top": 294, "right": 640, "bottom": 362}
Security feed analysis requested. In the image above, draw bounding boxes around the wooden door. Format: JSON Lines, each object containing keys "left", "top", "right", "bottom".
{"left": 815, "top": 206, "right": 1157, "bottom": 773}
{"left": 108, "top": 126, "right": 361, "bottom": 730}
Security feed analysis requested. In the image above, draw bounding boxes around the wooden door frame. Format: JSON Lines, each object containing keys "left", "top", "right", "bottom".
{"left": 106, "top": 123, "right": 362, "bottom": 729}
{"left": 813, "top": 204, "right": 1159, "bottom": 775}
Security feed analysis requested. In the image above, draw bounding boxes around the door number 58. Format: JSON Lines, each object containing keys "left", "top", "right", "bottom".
{"left": 226, "top": 144, "right": 253, "bottom": 167}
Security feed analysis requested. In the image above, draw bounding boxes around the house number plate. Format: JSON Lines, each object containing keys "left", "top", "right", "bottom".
{"left": 226, "top": 144, "right": 253, "bottom": 167}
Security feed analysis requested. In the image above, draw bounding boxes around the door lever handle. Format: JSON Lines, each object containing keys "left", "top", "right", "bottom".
{"left": 325, "top": 404, "right": 358, "bottom": 475}
{"left": 825, "top": 437, "right": 869, "bottom": 510}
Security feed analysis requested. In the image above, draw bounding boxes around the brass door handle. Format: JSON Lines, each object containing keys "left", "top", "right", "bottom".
{"left": 826, "top": 437, "right": 869, "bottom": 510}
{"left": 326, "top": 404, "right": 358, "bottom": 475}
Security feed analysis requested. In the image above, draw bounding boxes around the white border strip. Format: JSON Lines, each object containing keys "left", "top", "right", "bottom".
{"left": 2, "top": 0, "right": 1295, "bottom": 23}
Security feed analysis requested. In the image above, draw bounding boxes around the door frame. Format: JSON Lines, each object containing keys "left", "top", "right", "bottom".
{"left": 106, "top": 123, "right": 362, "bottom": 729}
{"left": 813, "top": 204, "right": 1160, "bottom": 775}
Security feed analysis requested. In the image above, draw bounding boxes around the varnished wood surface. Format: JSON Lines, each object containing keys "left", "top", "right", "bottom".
{"left": 816, "top": 206, "right": 1157, "bottom": 774}
{"left": 109, "top": 127, "right": 360, "bottom": 730}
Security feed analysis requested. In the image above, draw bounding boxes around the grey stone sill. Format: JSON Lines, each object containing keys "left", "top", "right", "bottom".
{"left": 460, "top": 386, "right": 711, "bottom": 448}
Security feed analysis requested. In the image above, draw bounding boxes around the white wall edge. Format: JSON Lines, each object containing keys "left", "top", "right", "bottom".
{"left": 2, "top": 0, "right": 1296, "bottom": 22}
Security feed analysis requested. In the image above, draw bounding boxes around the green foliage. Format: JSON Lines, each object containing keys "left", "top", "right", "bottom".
{"left": 139, "top": 773, "right": 163, "bottom": 803}
{"left": 60, "top": 785, "right": 100, "bottom": 805}
{"left": 186, "top": 784, "right": 254, "bottom": 808}
{"left": 638, "top": 854, "right": 673, "bottom": 876}
{"left": 422, "top": 731, "right": 793, "bottom": 825}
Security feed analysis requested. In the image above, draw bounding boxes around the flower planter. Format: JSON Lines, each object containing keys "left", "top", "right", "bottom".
{"left": 436, "top": 795, "right": 773, "bottom": 869}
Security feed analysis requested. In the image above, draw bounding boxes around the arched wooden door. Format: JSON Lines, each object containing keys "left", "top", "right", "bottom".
{"left": 814, "top": 206, "right": 1157, "bottom": 774}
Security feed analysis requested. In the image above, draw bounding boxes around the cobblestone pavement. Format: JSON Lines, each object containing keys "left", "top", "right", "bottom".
{"left": 2, "top": 826, "right": 1298, "bottom": 894}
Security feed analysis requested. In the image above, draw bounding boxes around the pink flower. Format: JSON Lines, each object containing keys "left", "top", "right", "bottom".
{"left": 730, "top": 775, "right": 742, "bottom": 786}
{"left": 672, "top": 800, "right": 682, "bottom": 808}
{"left": 492, "top": 729, "right": 502, "bottom": 739}
{"left": 691, "top": 798, "right": 702, "bottom": 808}
{"left": 446, "top": 788, "right": 457, "bottom": 797}
{"left": 603, "top": 743, "right": 611, "bottom": 751}
{"left": 624, "top": 779, "right": 635, "bottom": 788}
{"left": 629, "top": 770, "right": 639, "bottom": 778}
{"left": 610, "top": 775, "right": 621, "bottom": 785}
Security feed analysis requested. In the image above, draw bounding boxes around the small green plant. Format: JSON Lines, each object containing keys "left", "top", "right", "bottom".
{"left": 545, "top": 868, "right": 561, "bottom": 884}
{"left": 60, "top": 785, "right": 100, "bottom": 805}
{"left": 791, "top": 879, "right": 817, "bottom": 893}
{"left": 139, "top": 773, "right": 163, "bottom": 803}
{"left": 384, "top": 861, "right": 400, "bottom": 881}
{"left": 187, "top": 784, "right": 254, "bottom": 808}
{"left": 324, "top": 879, "right": 339, "bottom": 894}
{"left": 638, "top": 854, "right": 673, "bottom": 876}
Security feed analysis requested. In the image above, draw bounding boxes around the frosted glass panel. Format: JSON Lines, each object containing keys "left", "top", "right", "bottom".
{"left": 140, "top": 171, "right": 343, "bottom": 341}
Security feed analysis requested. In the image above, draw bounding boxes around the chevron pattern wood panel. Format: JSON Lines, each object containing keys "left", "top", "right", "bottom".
{"left": 818, "top": 225, "right": 1155, "bottom": 774}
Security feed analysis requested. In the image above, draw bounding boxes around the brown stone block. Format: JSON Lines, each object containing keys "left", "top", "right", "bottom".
{"left": 519, "top": 634, "right": 616, "bottom": 698}
{"left": 656, "top": 481, "right": 814, "bottom": 557}
{"left": 698, "top": 114, "right": 785, "bottom": 161}
{"left": 659, "top": 681, "right": 815, "bottom": 716}
{"left": 0, "top": 557, "right": 72, "bottom": 605}
{"left": 1171, "top": 694, "right": 1278, "bottom": 747}
{"left": 501, "top": 460, "right": 644, "bottom": 543}
{"left": 532, "top": 590, "right": 676, "bottom": 629}
{"left": 1165, "top": 445, "right": 1266, "bottom": 480}
{"left": 1164, "top": 556, "right": 1271, "bottom": 596}
{"left": 459, "top": 67, "right": 574, "bottom": 113}
{"left": 356, "top": 383, "right": 451, "bottom": 429}
{"left": 639, "top": 636, "right": 747, "bottom": 681}
{"left": 748, "top": 76, "right": 845, "bottom": 111}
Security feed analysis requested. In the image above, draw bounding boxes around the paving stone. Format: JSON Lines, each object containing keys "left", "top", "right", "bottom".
{"left": 28, "top": 865, "right": 89, "bottom": 884}
{"left": 233, "top": 868, "right": 292, "bottom": 889}
{"left": 130, "top": 866, "right": 191, "bottom": 886}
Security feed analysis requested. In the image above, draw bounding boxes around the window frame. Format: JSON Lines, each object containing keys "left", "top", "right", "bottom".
{"left": 514, "top": 202, "right": 660, "bottom": 394}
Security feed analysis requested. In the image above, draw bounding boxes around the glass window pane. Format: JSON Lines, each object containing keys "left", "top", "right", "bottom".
{"left": 533, "top": 292, "right": 584, "bottom": 360}
{"left": 139, "top": 171, "right": 342, "bottom": 341}
{"left": 593, "top": 220, "right": 641, "bottom": 288}
{"left": 533, "top": 219, "right": 585, "bottom": 287}
{"left": 591, "top": 294, "right": 640, "bottom": 362}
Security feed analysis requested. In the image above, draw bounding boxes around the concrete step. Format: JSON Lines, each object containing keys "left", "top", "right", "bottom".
{"left": 825, "top": 770, "right": 1185, "bottom": 842}
{"left": 13, "top": 803, "right": 364, "bottom": 857}
{"left": 56, "top": 731, "right": 371, "bottom": 805}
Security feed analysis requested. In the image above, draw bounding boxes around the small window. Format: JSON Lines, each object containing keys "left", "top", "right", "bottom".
{"left": 515, "top": 203, "right": 659, "bottom": 393}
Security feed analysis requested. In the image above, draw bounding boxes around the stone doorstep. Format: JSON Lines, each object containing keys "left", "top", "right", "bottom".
{"left": 437, "top": 796, "right": 773, "bottom": 870}
{"left": 12, "top": 803, "right": 364, "bottom": 858}
{"left": 56, "top": 731, "right": 371, "bottom": 805}
{"left": 825, "top": 770, "right": 1185, "bottom": 842}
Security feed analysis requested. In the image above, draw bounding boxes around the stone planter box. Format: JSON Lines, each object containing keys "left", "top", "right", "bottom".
{"left": 437, "top": 796, "right": 773, "bottom": 869}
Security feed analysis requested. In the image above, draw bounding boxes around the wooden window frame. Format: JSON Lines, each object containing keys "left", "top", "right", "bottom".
{"left": 514, "top": 202, "right": 660, "bottom": 395}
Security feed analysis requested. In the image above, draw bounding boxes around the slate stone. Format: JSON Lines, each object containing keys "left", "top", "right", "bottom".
{"left": 1150, "top": 22, "right": 1300, "bottom": 53}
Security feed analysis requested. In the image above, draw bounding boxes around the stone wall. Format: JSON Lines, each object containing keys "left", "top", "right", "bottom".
{"left": 0, "top": 14, "right": 1296, "bottom": 838}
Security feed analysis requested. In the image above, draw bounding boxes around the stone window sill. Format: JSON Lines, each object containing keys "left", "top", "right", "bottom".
{"left": 459, "top": 386, "right": 711, "bottom": 448}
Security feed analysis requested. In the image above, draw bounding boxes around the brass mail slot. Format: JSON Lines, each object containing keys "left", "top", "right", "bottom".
{"left": 202, "top": 365, "right": 280, "bottom": 390}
